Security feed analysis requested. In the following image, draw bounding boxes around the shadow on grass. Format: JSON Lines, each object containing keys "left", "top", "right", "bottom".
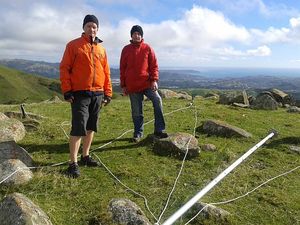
{"left": 266, "top": 136, "right": 300, "bottom": 148}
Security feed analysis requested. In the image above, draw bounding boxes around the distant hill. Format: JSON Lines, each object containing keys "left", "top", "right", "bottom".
{"left": 0, "top": 65, "right": 62, "bottom": 104}
{"left": 0, "top": 59, "right": 60, "bottom": 79}
{"left": 1, "top": 58, "right": 300, "bottom": 99}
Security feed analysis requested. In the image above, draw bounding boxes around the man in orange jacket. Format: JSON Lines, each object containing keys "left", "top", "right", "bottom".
{"left": 60, "top": 14, "right": 112, "bottom": 178}
{"left": 120, "top": 25, "right": 167, "bottom": 142}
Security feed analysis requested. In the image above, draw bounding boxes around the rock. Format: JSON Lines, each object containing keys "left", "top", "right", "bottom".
{"left": 108, "top": 198, "right": 151, "bottom": 225}
{"left": 0, "top": 118, "right": 26, "bottom": 142}
{"left": 0, "top": 159, "right": 33, "bottom": 185}
{"left": 287, "top": 106, "right": 300, "bottom": 113}
{"left": 0, "top": 112, "right": 9, "bottom": 121}
{"left": 0, "top": 193, "right": 53, "bottom": 225}
{"left": 288, "top": 145, "right": 300, "bottom": 154}
{"left": 0, "top": 141, "right": 33, "bottom": 166}
{"left": 189, "top": 202, "right": 230, "bottom": 222}
{"left": 4, "top": 111, "right": 45, "bottom": 120}
{"left": 153, "top": 132, "right": 200, "bottom": 158}
{"left": 22, "top": 119, "right": 40, "bottom": 132}
{"left": 43, "top": 96, "right": 62, "bottom": 103}
{"left": 201, "top": 120, "right": 252, "bottom": 138}
{"left": 201, "top": 144, "right": 217, "bottom": 151}
{"left": 158, "top": 89, "right": 192, "bottom": 100}
{"left": 251, "top": 94, "right": 278, "bottom": 110}
{"left": 218, "top": 93, "right": 237, "bottom": 105}
{"left": 270, "top": 88, "right": 293, "bottom": 105}
{"left": 232, "top": 103, "right": 249, "bottom": 108}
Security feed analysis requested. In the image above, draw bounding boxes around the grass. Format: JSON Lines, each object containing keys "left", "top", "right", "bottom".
{"left": 0, "top": 96, "right": 299, "bottom": 225}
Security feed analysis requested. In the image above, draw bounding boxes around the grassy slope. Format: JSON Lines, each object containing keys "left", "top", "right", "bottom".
{"left": 0, "top": 65, "right": 61, "bottom": 104}
{"left": 0, "top": 96, "right": 299, "bottom": 225}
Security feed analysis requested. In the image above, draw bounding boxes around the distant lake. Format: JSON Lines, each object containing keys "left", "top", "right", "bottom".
{"left": 160, "top": 67, "right": 300, "bottom": 78}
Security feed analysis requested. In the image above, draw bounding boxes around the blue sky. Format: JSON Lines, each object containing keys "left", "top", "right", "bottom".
{"left": 1, "top": 0, "right": 300, "bottom": 69}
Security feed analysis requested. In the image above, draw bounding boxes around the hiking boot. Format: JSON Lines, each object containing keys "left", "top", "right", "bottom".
{"left": 65, "top": 162, "right": 80, "bottom": 178}
{"left": 132, "top": 136, "right": 141, "bottom": 143}
{"left": 154, "top": 131, "right": 168, "bottom": 139}
{"left": 79, "top": 155, "right": 100, "bottom": 167}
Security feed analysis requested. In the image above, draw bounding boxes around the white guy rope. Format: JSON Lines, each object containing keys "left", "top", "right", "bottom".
{"left": 161, "top": 131, "right": 276, "bottom": 225}
{"left": 156, "top": 106, "right": 198, "bottom": 224}
{"left": 93, "top": 153, "right": 158, "bottom": 221}
{"left": 184, "top": 165, "right": 300, "bottom": 225}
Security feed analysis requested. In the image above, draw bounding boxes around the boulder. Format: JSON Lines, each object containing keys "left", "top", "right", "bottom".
{"left": 287, "top": 106, "right": 300, "bottom": 113}
{"left": 0, "top": 112, "right": 9, "bottom": 121}
{"left": 201, "top": 120, "right": 252, "bottom": 138}
{"left": 0, "top": 141, "right": 33, "bottom": 166}
{"left": 0, "top": 159, "right": 33, "bottom": 185}
{"left": 189, "top": 202, "right": 230, "bottom": 222}
{"left": 158, "top": 89, "right": 192, "bottom": 100}
{"left": 251, "top": 94, "right": 278, "bottom": 110}
{"left": 0, "top": 193, "right": 53, "bottom": 225}
{"left": 108, "top": 198, "right": 151, "bottom": 225}
{"left": 0, "top": 118, "right": 26, "bottom": 142}
{"left": 270, "top": 88, "right": 293, "bottom": 105}
{"left": 153, "top": 132, "right": 200, "bottom": 158}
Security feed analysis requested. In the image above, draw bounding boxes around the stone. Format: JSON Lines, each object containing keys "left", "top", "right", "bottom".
{"left": 288, "top": 145, "right": 300, "bottom": 154}
{"left": 0, "top": 118, "right": 26, "bottom": 142}
{"left": 0, "top": 141, "right": 33, "bottom": 166}
{"left": 158, "top": 89, "right": 192, "bottom": 100}
{"left": 0, "top": 159, "right": 33, "bottom": 185}
{"left": 287, "top": 106, "right": 300, "bottom": 113}
{"left": 201, "top": 120, "right": 252, "bottom": 138}
{"left": 201, "top": 144, "right": 217, "bottom": 151}
{"left": 189, "top": 202, "right": 230, "bottom": 222}
{"left": 153, "top": 132, "right": 200, "bottom": 158}
{"left": 0, "top": 112, "right": 9, "bottom": 121}
{"left": 0, "top": 193, "right": 53, "bottom": 225}
{"left": 108, "top": 198, "right": 151, "bottom": 225}
{"left": 251, "top": 94, "right": 278, "bottom": 110}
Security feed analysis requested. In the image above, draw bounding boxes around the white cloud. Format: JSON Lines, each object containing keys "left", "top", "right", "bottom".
{"left": 0, "top": 2, "right": 297, "bottom": 67}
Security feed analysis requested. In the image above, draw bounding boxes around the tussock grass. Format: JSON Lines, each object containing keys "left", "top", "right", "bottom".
{"left": 0, "top": 97, "right": 299, "bottom": 225}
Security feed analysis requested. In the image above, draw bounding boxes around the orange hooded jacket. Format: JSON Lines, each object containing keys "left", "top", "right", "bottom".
{"left": 120, "top": 40, "right": 158, "bottom": 93}
{"left": 60, "top": 34, "right": 112, "bottom": 97}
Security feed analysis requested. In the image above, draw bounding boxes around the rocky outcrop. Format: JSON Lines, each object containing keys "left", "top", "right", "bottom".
{"left": 0, "top": 141, "right": 33, "bottom": 166}
{"left": 201, "top": 120, "right": 252, "bottom": 138}
{"left": 153, "top": 132, "right": 200, "bottom": 158}
{"left": 0, "top": 117, "right": 26, "bottom": 142}
{"left": 108, "top": 198, "right": 151, "bottom": 225}
{"left": 0, "top": 159, "right": 33, "bottom": 185}
{"left": 0, "top": 193, "right": 53, "bottom": 225}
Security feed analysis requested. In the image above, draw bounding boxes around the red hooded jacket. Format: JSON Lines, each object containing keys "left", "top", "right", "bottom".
{"left": 120, "top": 40, "right": 158, "bottom": 93}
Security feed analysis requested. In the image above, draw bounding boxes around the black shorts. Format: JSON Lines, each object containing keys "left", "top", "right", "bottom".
{"left": 70, "top": 94, "right": 103, "bottom": 136}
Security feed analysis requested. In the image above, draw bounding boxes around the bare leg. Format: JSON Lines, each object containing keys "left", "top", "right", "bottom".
{"left": 69, "top": 136, "right": 82, "bottom": 163}
{"left": 82, "top": 130, "right": 94, "bottom": 157}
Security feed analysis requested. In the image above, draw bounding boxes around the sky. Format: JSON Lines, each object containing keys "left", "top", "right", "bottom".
{"left": 1, "top": 0, "right": 300, "bottom": 69}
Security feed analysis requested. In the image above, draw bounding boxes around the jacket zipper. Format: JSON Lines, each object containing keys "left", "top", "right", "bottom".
{"left": 91, "top": 44, "right": 96, "bottom": 87}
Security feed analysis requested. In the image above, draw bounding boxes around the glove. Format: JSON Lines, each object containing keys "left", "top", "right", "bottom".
{"left": 102, "top": 95, "right": 111, "bottom": 106}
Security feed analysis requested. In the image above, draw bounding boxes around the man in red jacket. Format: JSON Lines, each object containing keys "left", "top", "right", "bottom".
{"left": 60, "top": 14, "right": 112, "bottom": 178}
{"left": 120, "top": 25, "right": 168, "bottom": 142}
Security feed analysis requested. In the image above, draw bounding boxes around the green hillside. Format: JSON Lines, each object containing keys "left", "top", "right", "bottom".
{"left": 0, "top": 65, "right": 61, "bottom": 104}
{"left": 0, "top": 97, "right": 299, "bottom": 225}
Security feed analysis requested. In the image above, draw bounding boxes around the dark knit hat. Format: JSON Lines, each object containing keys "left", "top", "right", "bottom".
{"left": 83, "top": 14, "right": 99, "bottom": 28}
{"left": 130, "top": 25, "right": 143, "bottom": 37}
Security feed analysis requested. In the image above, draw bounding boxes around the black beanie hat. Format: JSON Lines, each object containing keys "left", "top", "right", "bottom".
{"left": 130, "top": 25, "right": 143, "bottom": 37}
{"left": 83, "top": 14, "right": 99, "bottom": 28}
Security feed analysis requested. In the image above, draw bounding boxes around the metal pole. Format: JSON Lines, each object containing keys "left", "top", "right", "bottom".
{"left": 161, "top": 131, "right": 276, "bottom": 225}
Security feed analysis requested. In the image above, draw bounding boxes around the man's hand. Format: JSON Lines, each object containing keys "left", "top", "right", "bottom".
{"left": 150, "top": 81, "right": 158, "bottom": 91}
{"left": 102, "top": 95, "right": 111, "bottom": 106}
{"left": 122, "top": 87, "right": 128, "bottom": 96}
{"left": 64, "top": 91, "right": 74, "bottom": 103}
